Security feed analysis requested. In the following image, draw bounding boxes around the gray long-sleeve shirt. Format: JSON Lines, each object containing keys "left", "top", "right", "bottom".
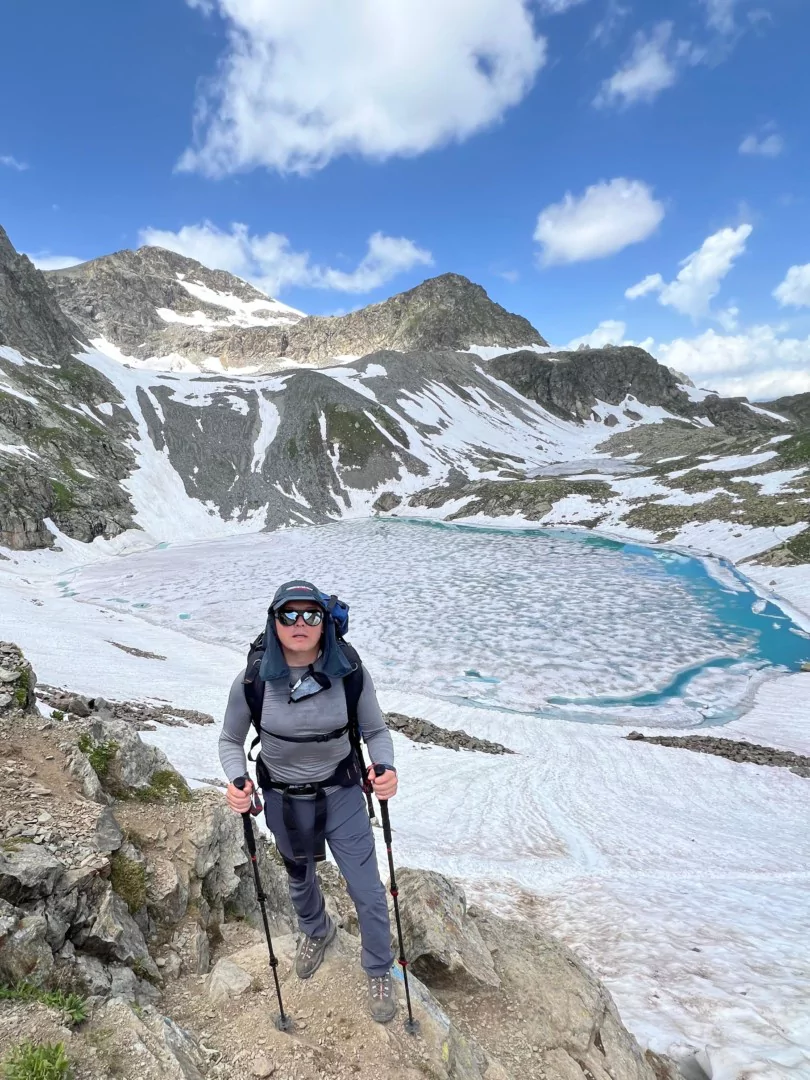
{"left": 218, "top": 662, "right": 395, "bottom": 786}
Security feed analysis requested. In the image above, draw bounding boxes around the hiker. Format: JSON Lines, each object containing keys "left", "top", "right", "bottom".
{"left": 219, "top": 580, "right": 398, "bottom": 1023}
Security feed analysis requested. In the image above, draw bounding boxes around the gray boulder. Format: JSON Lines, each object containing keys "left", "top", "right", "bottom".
{"left": 189, "top": 797, "right": 293, "bottom": 935}
{"left": 79, "top": 715, "right": 188, "bottom": 799}
{"left": 394, "top": 868, "right": 500, "bottom": 989}
{"left": 0, "top": 899, "right": 54, "bottom": 985}
{"left": 146, "top": 856, "right": 189, "bottom": 928}
{"left": 207, "top": 956, "right": 253, "bottom": 1005}
{"left": 64, "top": 742, "right": 110, "bottom": 804}
{"left": 473, "top": 909, "right": 660, "bottom": 1080}
{"left": 72, "top": 883, "right": 160, "bottom": 981}
{"left": 94, "top": 805, "right": 124, "bottom": 853}
{"left": 0, "top": 642, "right": 37, "bottom": 715}
{"left": 0, "top": 844, "right": 64, "bottom": 904}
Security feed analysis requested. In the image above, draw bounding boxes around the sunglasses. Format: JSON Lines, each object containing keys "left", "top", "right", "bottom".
{"left": 289, "top": 668, "right": 332, "bottom": 703}
{"left": 275, "top": 608, "right": 324, "bottom": 627}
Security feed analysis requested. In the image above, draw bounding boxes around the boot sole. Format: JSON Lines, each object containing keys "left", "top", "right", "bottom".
{"left": 295, "top": 921, "right": 337, "bottom": 980}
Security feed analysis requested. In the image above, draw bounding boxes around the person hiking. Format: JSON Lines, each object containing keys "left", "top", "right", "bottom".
{"left": 219, "top": 580, "right": 398, "bottom": 1023}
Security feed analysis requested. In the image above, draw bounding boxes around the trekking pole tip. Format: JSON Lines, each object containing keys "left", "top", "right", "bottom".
{"left": 404, "top": 1017, "right": 420, "bottom": 1036}
{"left": 275, "top": 1014, "right": 294, "bottom": 1033}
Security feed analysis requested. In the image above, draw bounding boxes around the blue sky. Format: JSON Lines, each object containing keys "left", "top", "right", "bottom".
{"left": 1, "top": 0, "right": 808, "bottom": 399}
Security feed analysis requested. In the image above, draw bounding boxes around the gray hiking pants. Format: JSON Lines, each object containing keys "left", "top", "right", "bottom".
{"left": 263, "top": 784, "right": 394, "bottom": 977}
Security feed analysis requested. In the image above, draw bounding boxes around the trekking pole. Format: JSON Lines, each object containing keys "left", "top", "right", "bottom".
{"left": 233, "top": 777, "right": 293, "bottom": 1032}
{"left": 373, "top": 765, "right": 419, "bottom": 1035}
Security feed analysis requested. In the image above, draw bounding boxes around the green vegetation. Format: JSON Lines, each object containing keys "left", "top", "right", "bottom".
{"left": 778, "top": 432, "right": 810, "bottom": 468}
{"left": 131, "top": 769, "right": 190, "bottom": 805}
{"left": 50, "top": 710, "right": 64, "bottom": 722}
{"left": 0, "top": 985, "right": 86, "bottom": 1027}
{"left": 13, "top": 667, "right": 31, "bottom": 709}
{"left": 786, "top": 527, "right": 810, "bottom": 563}
{"left": 325, "top": 404, "right": 396, "bottom": 470}
{"left": 49, "top": 481, "right": 74, "bottom": 514}
{"left": 76, "top": 734, "right": 119, "bottom": 779}
{"left": 109, "top": 851, "right": 147, "bottom": 914}
{"left": 1, "top": 1041, "right": 72, "bottom": 1079}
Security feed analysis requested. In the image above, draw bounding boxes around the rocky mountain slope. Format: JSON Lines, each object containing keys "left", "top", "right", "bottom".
{"left": 49, "top": 249, "right": 546, "bottom": 371}
{"left": 0, "top": 227, "right": 137, "bottom": 549}
{"left": 0, "top": 642, "right": 675, "bottom": 1080}
{"left": 1, "top": 223, "right": 808, "bottom": 571}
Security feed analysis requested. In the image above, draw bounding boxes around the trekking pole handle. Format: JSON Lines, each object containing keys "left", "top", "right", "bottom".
{"left": 372, "top": 765, "right": 393, "bottom": 844}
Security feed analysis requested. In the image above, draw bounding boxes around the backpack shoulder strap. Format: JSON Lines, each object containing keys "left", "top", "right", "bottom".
{"left": 338, "top": 642, "right": 364, "bottom": 734}
{"left": 243, "top": 632, "right": 266, "bottom": 734}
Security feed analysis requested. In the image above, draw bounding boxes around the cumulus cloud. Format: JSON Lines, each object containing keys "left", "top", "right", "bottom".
{"left": 26, "top": 253, "right": 83, "bottom": 271}
{"left": 773, "top": 264, "right": 810, "bottom": 308}
{"left": 180, "top": 0, "right": 547, "bottom": 176}
{"left": 739, "top": 130, "right": 784, "bottom": 157}
{"left": 565, "top": 319, "right": 629, "bottom": 350}
{"left": 534, "top": 178, "right": 664, "bottom": 266}
{"left": 138, "top": 221, "right": 433, "bottom": 296}
{"left": 0, "top": 154, "right": 28, "bottom": 171}
{"left": 594, "top": 22, "right": 704, "bottom": 108}
{"left": 625, "top": 224, "right": 752, "bottom": 319}
{"left": 654, "top": 326, "right": 810, "bottom": 399}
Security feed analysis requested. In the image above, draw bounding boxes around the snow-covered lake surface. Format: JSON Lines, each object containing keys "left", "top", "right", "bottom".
{"left": 56, "top": 518, "right": 810, "bottom": 729}
{"left": 2, "top": 518, "right": 810, "bottom": 1079}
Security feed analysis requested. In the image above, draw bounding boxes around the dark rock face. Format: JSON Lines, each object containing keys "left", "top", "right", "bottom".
{"left": 0, "top": 226, "right": 85, "bottom": 363}
{"left": 763, "top": 392, "right": 810, "bottom": 428}
{"left": 0, "top": 228, "right": 138, "bottom": 549}
{"left": 489, "top": 345, "right": 782, "bottom": 433}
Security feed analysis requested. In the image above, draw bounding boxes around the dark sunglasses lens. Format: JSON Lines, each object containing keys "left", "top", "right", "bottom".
{"left": 277, "top": 608, "right": 323, "bottom": 626}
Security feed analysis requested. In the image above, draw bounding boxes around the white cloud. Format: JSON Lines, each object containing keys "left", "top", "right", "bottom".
{"left": 701, "top": 0, "right": 739, "bottom": 34}
{"left": 0, "top": 154, "right": 28, "bottom": 171}
{"left": 739, "top": 130, "right": 784, "bottom": 157}
{"left": 594, "top": 22, "right": 704, "bottom": 108}
{"left": 496, "top": 269, "right": 520, "bottom": 284}
{"left": 26, "top": 253, "right": 83, "bottom": 271}
{"left": 624, "top": 273, "right": 664, "bottom": 300}
{"left": 653, "top": 326, "right": 810, "bottom": 400}
{"left": 625, "top": 224, "right": 752, "bottom": 319}
{"left": 534, "top": 178, "right": 665, "bottom": 266}
{"left": 537, "top": 0, "right": 588, "bottom": 11}
{"left": 180, "top": 0, "right": 547, "bottom": 176}
{"left": 565, "top": 319, "right": 628, "bottom": 350}
{"left": 138, "top": 221, "right": 433, "bottom": 296}
{"left": 773, "top": 264, "right": 810, "bottom": 308}
{"left": 590, "top": 0, "right": 631, "bottom": 45}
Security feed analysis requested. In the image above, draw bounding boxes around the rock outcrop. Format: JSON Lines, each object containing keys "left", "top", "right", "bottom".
{"left": 489, "top": 346, "right": 781, "bottom": 433}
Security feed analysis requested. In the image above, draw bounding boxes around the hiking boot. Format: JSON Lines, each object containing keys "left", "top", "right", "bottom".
{"left": 367, "top": 971, "right": 397, "bottom": 1023}
{"left": 295, "top": 921, "right": 337, "bottom": 980}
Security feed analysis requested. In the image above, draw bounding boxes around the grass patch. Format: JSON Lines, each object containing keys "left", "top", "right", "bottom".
{"left": 777, "top": 432, "right": 810, "bottom": 468}
{"left": 50, "top": 711, "right": 64, "bottom": 722}
{"left": 76, "top": 735, "right": 118, "bottom": 780}
{"left": 1, "top": 1040, "right": 72, "bottom": 1079}
{"left": 131, "top": 769, "right": 190, "bottom": 804}
{"left": 49, "top": 481, "right": 74, "bottom": 514}
{"left": 109, "top": 852, "right": 147, "bottom": 914}
{"left": 12, "top": 667, "right": 31, "bottom": 709}
{"left": 786, "top": 527, "right": 810, "bottom": 563}
{"left": 0, "top": 839, "right": 35, "bottom": 854}
{"left": 0, "top": 985, "right": 86, "bottom": 1026}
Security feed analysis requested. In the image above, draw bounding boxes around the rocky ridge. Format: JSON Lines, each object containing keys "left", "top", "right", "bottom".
{"left": 48, "top": 251, "right": 546, "bottom": 370}
{"left": 0, "top": 642, "right": 675, "bottom": 1079}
